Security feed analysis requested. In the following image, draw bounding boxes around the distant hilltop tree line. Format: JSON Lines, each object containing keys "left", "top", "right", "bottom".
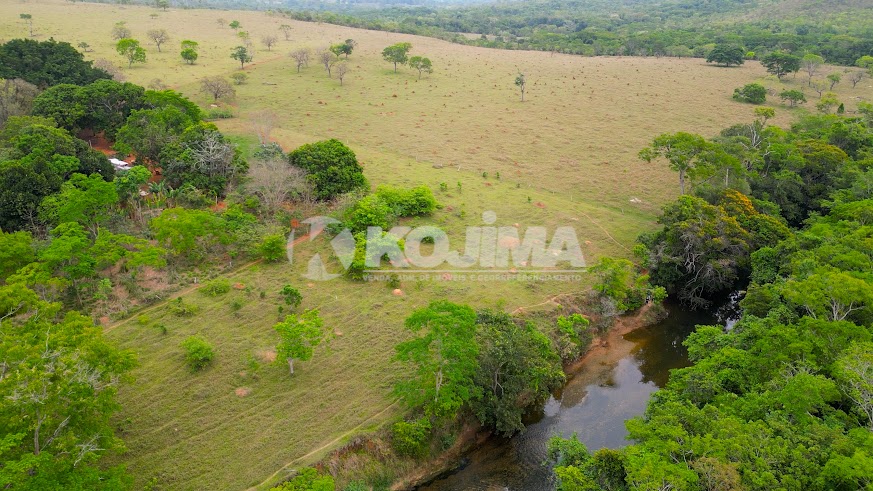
{"left": 273, "top": 7, "right": 873, "bottom": 67}
{"left": 43, "top": 0, "right": 873, "bottom": 66}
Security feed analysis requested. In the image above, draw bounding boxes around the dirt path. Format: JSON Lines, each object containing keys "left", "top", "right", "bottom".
{"left": 103, "top": 233, "right": 309, "bottom": 333}
{"left": 248, "top": 401, "right": 401, "bottom": 491}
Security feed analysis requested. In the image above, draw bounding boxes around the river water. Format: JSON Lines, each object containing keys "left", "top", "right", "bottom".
{"left": 419, "top": 304, "right": 722, "bottom": 491}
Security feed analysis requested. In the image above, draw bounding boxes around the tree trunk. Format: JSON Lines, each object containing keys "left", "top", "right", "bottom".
{"left": 679, "top": 169, "right": 686, "bottom": 195}
{"left": 288, "top": 358, "right": 294, "bottom": 376}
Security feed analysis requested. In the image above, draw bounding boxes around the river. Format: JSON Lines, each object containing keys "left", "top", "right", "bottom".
{"left": 419, "top": 303, "right": 725, "bottom": 491}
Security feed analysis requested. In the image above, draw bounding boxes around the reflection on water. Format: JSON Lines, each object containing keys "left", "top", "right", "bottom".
{"left": 419, "top": 304, "right": 718, "bottom": 491}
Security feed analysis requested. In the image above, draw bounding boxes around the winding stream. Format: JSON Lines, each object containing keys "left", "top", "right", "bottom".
{"left": 419, "top": 303, "right": 725, "bottom": 491}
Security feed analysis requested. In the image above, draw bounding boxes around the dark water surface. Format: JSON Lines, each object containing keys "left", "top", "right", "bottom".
{"left": 419, "top": 304, "right": 720, "bottom": 491}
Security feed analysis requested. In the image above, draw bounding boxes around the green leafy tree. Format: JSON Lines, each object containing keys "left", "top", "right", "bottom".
{"left": 0, "top": 38, "right": 111, "bottom": 88}
{"left": 287, "top": 139, "right": 367, "bottom": 201}
{"left": 408, "top": 56, "right": 433, "bottom": 80}
{"left": 761, "top": 51, "right": 801, "bottom": 79}
{"left": 180, "top": 39, "right": 199, "bottom": 64}
{"left": 40, "top": 172, "right": 118, "bottom": 236}
{"left": 382, "top": 42, "right": 411, "bottom": 72}
{"left": 115, "top": 38, "right": 146, "bottom": 68}
{"left": 732, "top": 83, "right": 766, "bottom": 104}
{"left": 394, "top": 301, "right": 480, "bottom": 418}
{"left": 270, "top": 467, "right": 334, "bottom": 490}
{"left": 0, "top": 283, "right": 135, "bottom": 487}
{"left": 780, "top": 89, "right": 807, "bottom": 107}
{"left": 279, "top": 285, "right": 302, "bottom": 309}
{"left": 0, "top": 231, "right": 34, "bottom": 278}
{"left": 639, "top": 132, "right": 711, "bottom": 194}
{"left": 471, "top": 310, "right": 564, "bottom": 435}
{"left": 705, "top": 44, "right": 745, "bottom": 67}
{"left": 19, "top": 13, "right": 34, "bottom": 37}
{"left": 259, "top": 234, "right": 286, "bottom": 262}
{"left": 514, "top": 71, "right": 526, "bottom": 101}
{"left": 274, "top": 309, "right": 326, "bottom": 376}
{"left": 835, "top": 342, "right": 873, "bottom": 430}
{"left": 230, "top": 45, "right": 252, "bottom": 69}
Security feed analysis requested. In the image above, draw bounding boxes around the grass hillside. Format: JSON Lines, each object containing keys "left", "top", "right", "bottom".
{"left": 1, "top": 1, "right": 869, "bottom": 489}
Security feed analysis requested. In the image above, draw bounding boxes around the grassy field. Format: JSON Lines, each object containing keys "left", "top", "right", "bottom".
{"left": 2, "top": 1, "right": 870, "bottom": 489}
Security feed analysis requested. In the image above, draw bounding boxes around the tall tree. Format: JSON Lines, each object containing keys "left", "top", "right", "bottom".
{"left": 761, "top": 51, "right": 801, "bottom": 79}
{"left": 274, "top": 309, "right": 326, "bottom": 376}
{"left": 705, "top": 44, "right": 745, "bottom": 67}
{"left": 409, "top": 56, "right": 433, "bottom": 80}
{"left": 230, "top": 45, "right": 252, "bottom": 69}
{"left": 0, "top": 283, "right": 135, "bottom": 488}
{"left": 801, "top": 53, "right": 824, "bottom": 86}
{"left": 394, "top": 301, "right": 480, "bottom": 418}
{"left": 382, "top": 42, "right": 412, "bottom": 72}
{"left": 639, "top": 132, "right": 712, "bottom": 194}
{"left": 115, "top": 39, "right": 146, "bottom": 68}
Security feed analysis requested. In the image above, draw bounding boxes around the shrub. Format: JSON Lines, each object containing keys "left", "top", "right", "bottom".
{"left": 204, "top": 107, "right": 234, "bottom": 120}
{"left": 344, "top": 195, "right": 394, "bottom": 233}
{"left": 280, "top": 285, "right": 302, "bottom": 309}
{"left": 137, "top": 314, "right": 150, "bottom": 325}
{"left": 391, "top": 418, "right": 431, "bottom": 458}
{"left": 201, "top": 278, "right": 231, "bottom": 296}
{"left": 230, "top": 72, "right": 248, "bottom": 85}
{"left": 260, "top": 234, "right": 287, "bottom": 262}
{"left": 181, "top": 335, "right": 214, "bottom": 371}
{"left": 288, "top": 139, "right": 367, "bottom": 201}
{"left": 169, "top": 297, "right": 200, "bottom": 317}
{"left": 374, "top": 185, "right": 438, "bottom": 217}
{"left": 732, "top": 83, "right": 767, "bottom": 104}
{"left": 270, "top": 468, "right": 334, "bottom": 490}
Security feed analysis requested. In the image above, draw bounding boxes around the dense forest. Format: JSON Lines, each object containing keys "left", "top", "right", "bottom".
{"left": 547, "top": 104, "right": 873, "bottom": 490}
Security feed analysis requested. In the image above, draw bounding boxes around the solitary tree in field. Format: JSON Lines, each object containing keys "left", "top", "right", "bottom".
{"left": 19, "top": 14, "right": 33, "bottom": 37}
{"left": 290, "top": 48, "right": 310, "bottom": 73}
{"left": 336, "top": 62, "right": 349, "bottom": 85}
{"left": 231, "top": 45, "right": 252, "bottom": 69}
{"left": 409, "top": 56, "right": 433, "bottom": 80}
{"left": 77, "top": 41, "right": 91, "bottom": 52}
{"left": 811, "top": 79, "right": 828, "bottom": 98}
{"left": 200, "top": 76, "right": 234, "bottom": 101}
{"left": 155, "top": 0, "right": 169, "bottom": 10}
{"left": 318, "top": 48, "right": 336, "bottom": 77}
{"left": 279, "top": 24, "right": 292, "bottom": 40}
{"left": 780, "top": 89, "right": 807, "bottom": 107}
{"left": 180, "top": 39, "right": 198, "bottom": 64}
{"left": 330, "top": 41, "right": 354, "bottom": 59}
{"left": 849, "top": 70, "right": 865, "bottom": 88}
{"left": 274, "top": 309, "right": 326, "bottom": 376}
{"left": 111, "top": 21, "right": 131, "bottom": 41}
{"left": 827, "top": 72, "right": 842, "bottom": 90}
{"left": 116, "top": 38, "right": 146, "bottom": 68}
{"left": 262, "top": 35, "right": 278, "bottom": 51}
{"left": 706, "top": 44, "right": 745, "bottom": 67}
{"left": 146, "top": 29, "right": 170, "bottom": 52}
{"left": 229, "top": 20, "right": 241, "bottom": 30}
{"left": 762, "top": 51, "right": 801, "bottom": 79}
{"left": 514, "top": 71, "right": 526, "bottom": 101}
{"left": 231, "top": 72, "right": 248, "bottom": 85}
{"left": 382, "top": 42, "right": 412, "bottom": 73}
{"left": 639, "top": 132, "right": 711, "bottom": 195}
{"left": 802, "top": 53, "right": 824, "bottom": 86}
